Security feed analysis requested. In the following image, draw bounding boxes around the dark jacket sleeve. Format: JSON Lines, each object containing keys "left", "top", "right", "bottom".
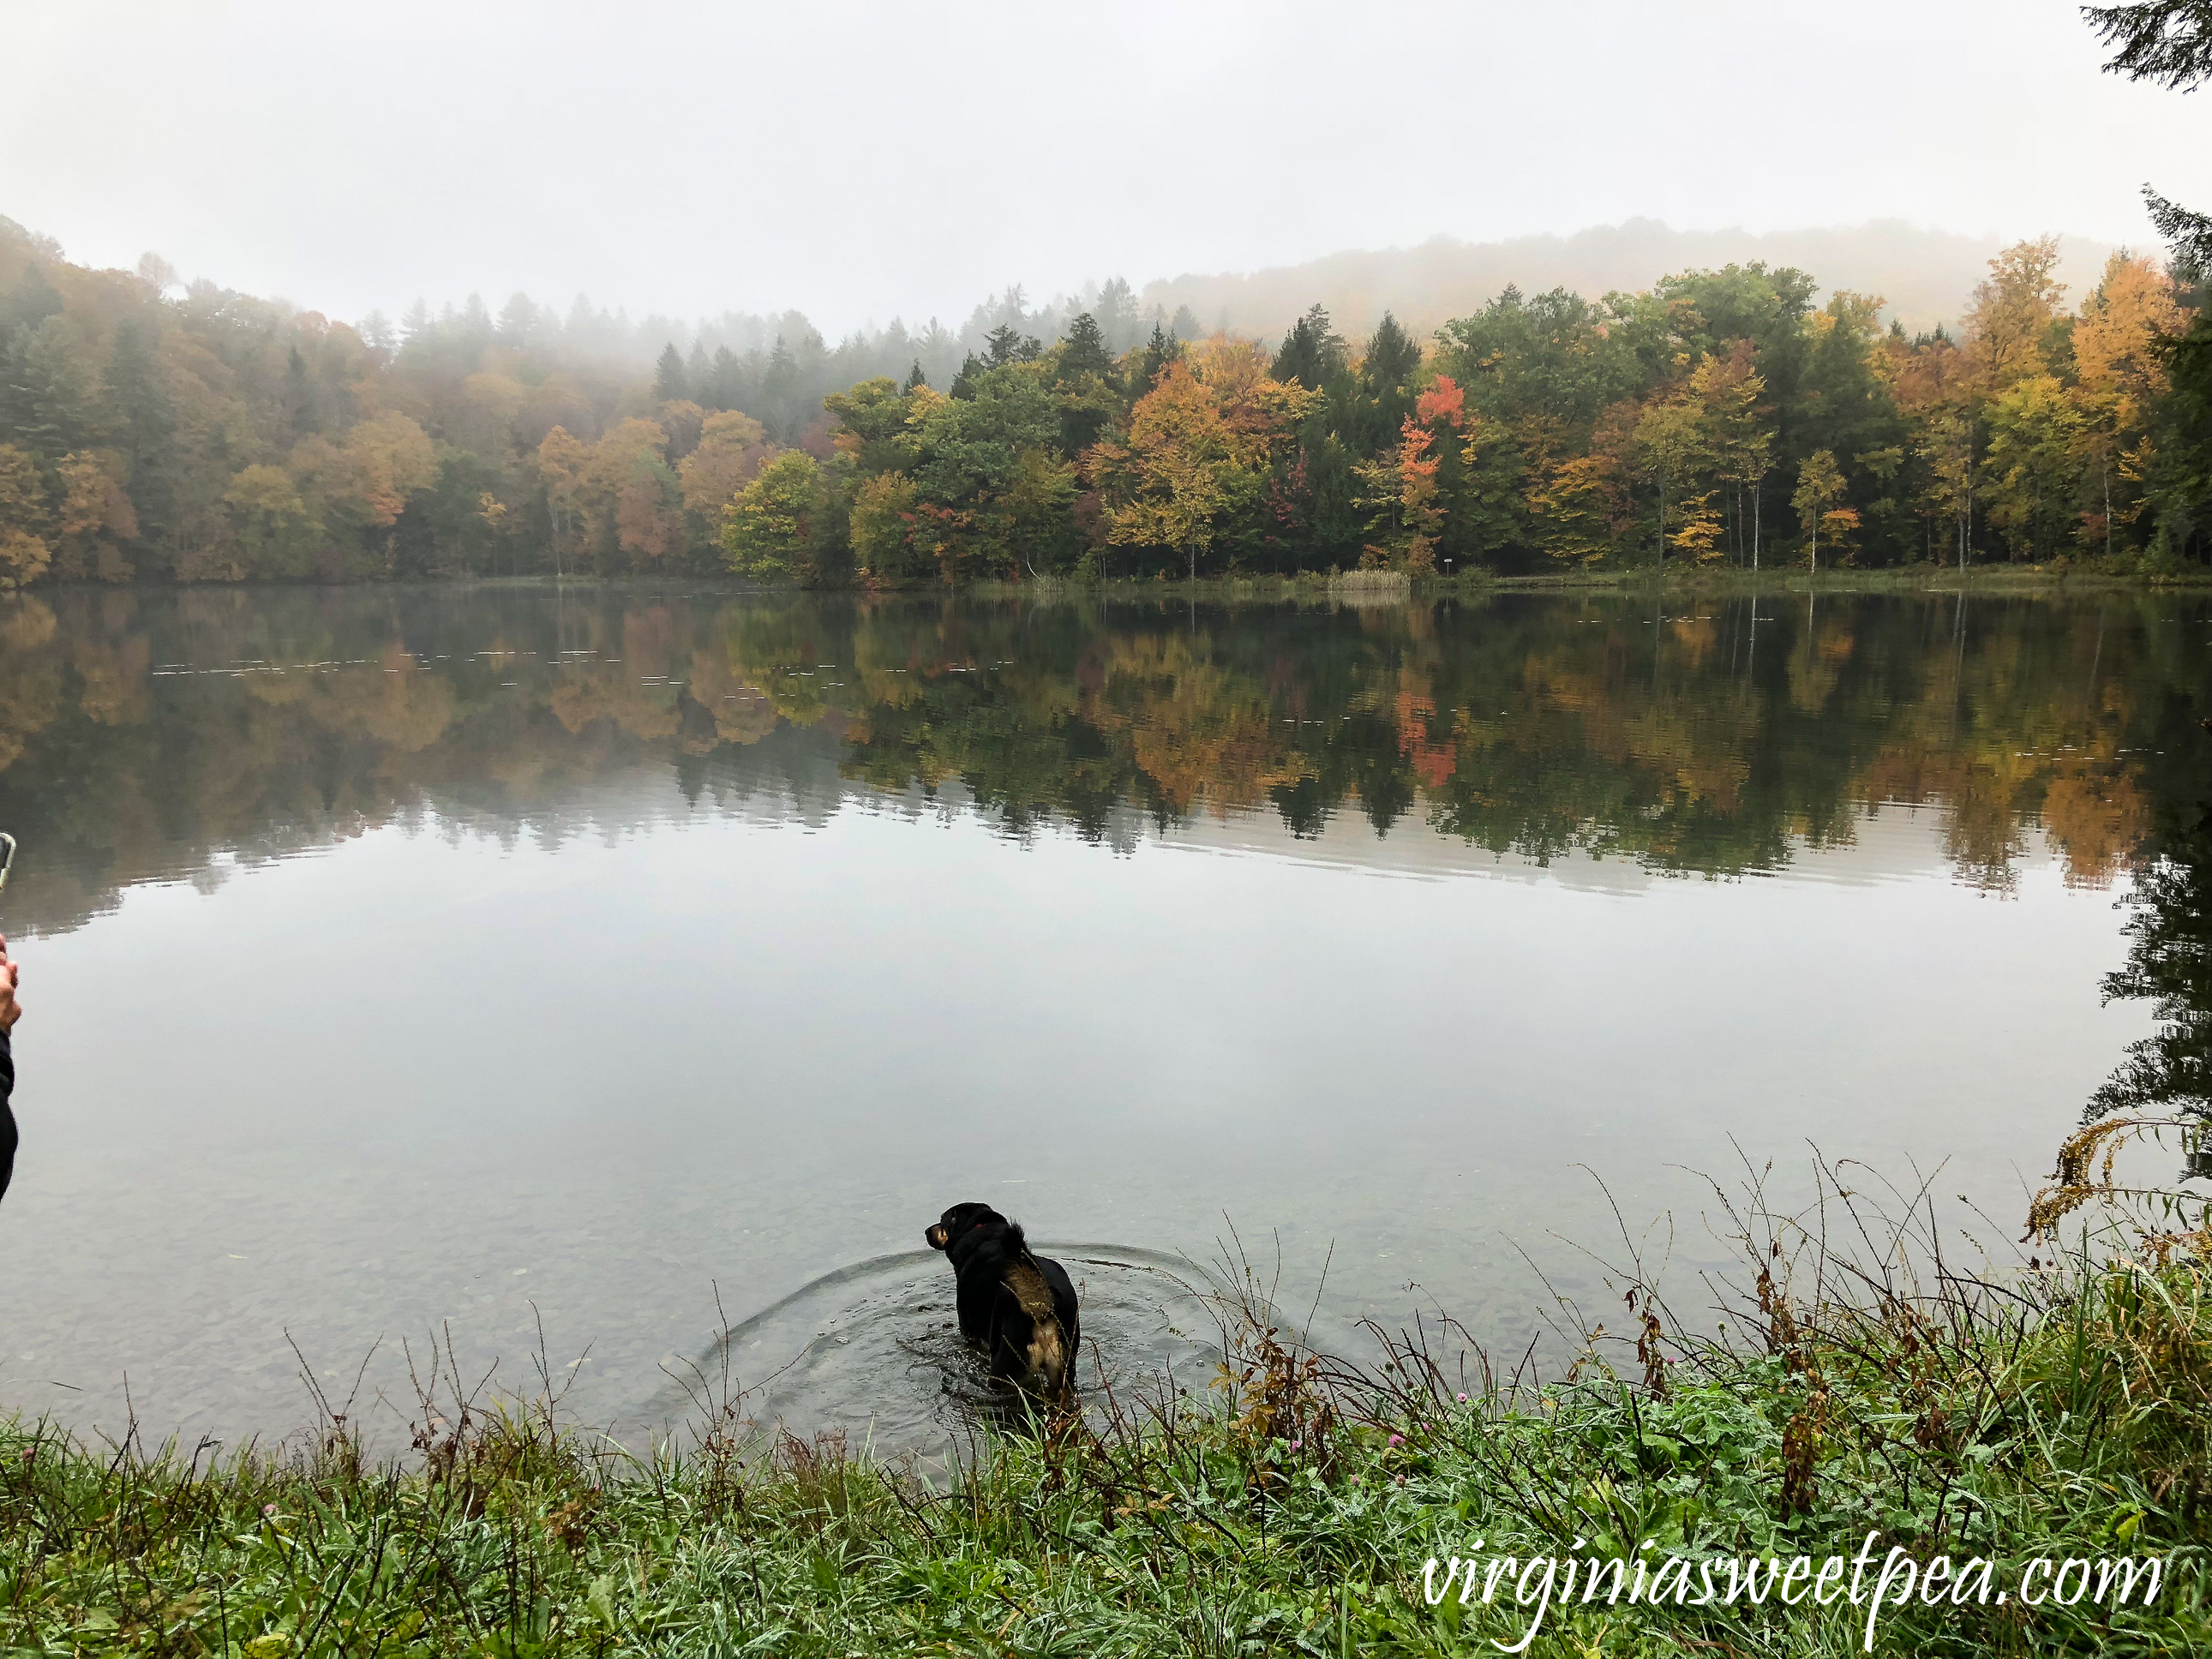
{"left": 0, "top": 1027, "right": 15, "bottom": 1204}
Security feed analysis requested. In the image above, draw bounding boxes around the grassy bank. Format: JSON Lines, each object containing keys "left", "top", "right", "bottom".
{"left": 3, "top": 1159, "right": 2209, "bottom": 1656}
{"left": 957, "top": 560, "right": 2212, "bottom": 608}
{"left": 225, "top": 554, "right": 2212, "bottom": 605}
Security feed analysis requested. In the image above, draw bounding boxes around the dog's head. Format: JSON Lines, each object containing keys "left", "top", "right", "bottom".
{"left": 926, "top": 1201, "right": 1004, "bottom": 1251}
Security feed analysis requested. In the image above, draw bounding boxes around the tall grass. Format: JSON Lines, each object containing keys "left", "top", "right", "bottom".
{"left": 3, "top": 1143, "right": 2208, "bottom": 1656}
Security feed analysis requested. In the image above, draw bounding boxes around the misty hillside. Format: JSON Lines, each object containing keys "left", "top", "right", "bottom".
{"left": 1139, "top": 219, "right": 2117, "bottom": 342}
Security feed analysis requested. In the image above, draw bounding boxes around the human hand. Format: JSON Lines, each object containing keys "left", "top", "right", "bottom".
{"left": 0, "top": 935, "right": 19, "bottom": 1034}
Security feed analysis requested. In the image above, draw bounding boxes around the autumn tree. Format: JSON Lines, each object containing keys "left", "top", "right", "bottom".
{"left": 1092, "top": 346, "right": 1316, "bottom": 581}
{"left": 724, "top": 450, "right": 832, "bottom": 582}
{"left": 1964, "top": 238, "right": 2067, "bottom": 392}
{"left": 1791, "top": 448, "right": 1849, "bottom": 571}
{"left": 53, "top": 449, "right": 140, "bottom": 581}
{"left": 221, "top": 464, "right": 319, "bottom": 578}
{"left": 2071, "top": 252, "right": 2182, "bottom": 553}
{"left": 1691, "top": 344, "right": 1774, "bottom": 565}
{"left": 1633, "top": 398, "right": 1714, "bottom": 565}
{"left": 1357, "top": 375, "right": 1466, "bottom": 572}
{"left": 676, "top": 410, "right": 770, "bottom": 560}
{"left": 0, "top": 443, "right": 52, "bottom": 588}
{"left": 1983, "top": 376, "right": 2087, "bottom": 560}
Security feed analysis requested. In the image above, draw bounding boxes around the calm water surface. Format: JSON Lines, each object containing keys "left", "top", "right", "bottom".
{"left": 0, "top": 581, "right": 2206, "bottom": 1448}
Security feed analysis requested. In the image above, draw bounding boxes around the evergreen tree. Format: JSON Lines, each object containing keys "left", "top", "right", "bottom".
{"left": 763, "top": 336, "right": 799, "bottom": 437}
{"left": 903, "top": 360, "right": 928, "bottom": 392}
{"left": 1271, "top": 303, "right": 1344, "bottom": 391}
{"left": 284, "top": 345, "right": 315, "bottom": 440}
{"left": 983, "top": 323, "right": 1040, "bottom": 368}
{"left": 1095, "top": 277, "right": 1138, "bottom": 353}
{"left": 654, "top": 342, "right": 690, "bottom": 404}
{"left": 496, "top": 292, "right": 537, "bottom": 344}
{"left": 2085, "top": 2, "right": 2212, "bottom": 554}
{"left": 1354, "top": 312, "right": 1423, "bottom": 456}
{"left": 708, "top": 345, "right": 745, "bottom": 411}
{"left": 1136, "top": 322, "right": 1181, "bottom": 393}
{"left": 105, "top": 314, "right": 174, "bottom": 556}
{"left": 1053, "top": 313, "right": 1115, "bottom": 455}
{"left": 4, "top": 318, "right": 96, "bottom": 459}
{"left": 1058, "top": 313, "right": 1112, "bottom": 383}
{"left": 1, "top": 265, "right": 63, "bottom": 331}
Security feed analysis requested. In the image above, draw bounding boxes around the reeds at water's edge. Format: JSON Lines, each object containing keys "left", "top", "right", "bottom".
{"left": 3, "top": 1128, "right": 2209, "bottom": 1655}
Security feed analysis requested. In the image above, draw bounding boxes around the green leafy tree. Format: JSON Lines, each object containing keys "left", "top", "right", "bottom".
{"left": 724, "top": 450, "right": 832, "bottom": 582}
{"left": 224, "top": 464, "right": 321, "bottom": 578}
{"left": 1983, "top": 376, "right": 2089, "bottom": 560}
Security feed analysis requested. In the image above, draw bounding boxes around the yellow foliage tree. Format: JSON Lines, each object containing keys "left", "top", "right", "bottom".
{"left": 53, "top": 450, "right": 138, "bottom": 582}
{"left": 0, "top": 444, "right": 53, "bottom": 590}
{"left": 1965, "top": 237, "right": 2066, "bottom": 392}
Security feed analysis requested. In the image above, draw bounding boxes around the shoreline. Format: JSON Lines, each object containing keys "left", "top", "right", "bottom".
{"left": 11, "top": 560, "right": 2212, "bottom": 604}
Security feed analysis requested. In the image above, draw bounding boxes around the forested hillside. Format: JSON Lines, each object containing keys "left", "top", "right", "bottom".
{"left": 1, "top": 209, "right": 2207, "bottom": 590}
{"left": 1133, "top": 220, "right": 2115, "bottom": 344}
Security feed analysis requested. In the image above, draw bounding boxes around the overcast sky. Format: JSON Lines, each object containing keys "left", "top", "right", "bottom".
{"left": 5, "top": 0, "right": 2208, "bottom": 334}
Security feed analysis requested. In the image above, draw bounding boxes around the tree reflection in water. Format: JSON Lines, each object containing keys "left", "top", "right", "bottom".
{"left": 0, "top": 582, "right": 2203, "bottom": 948}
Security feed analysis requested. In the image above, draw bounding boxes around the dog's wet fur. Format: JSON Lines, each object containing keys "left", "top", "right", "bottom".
{"left": 925, "top": 1202, "right": 1080, "bottom": 1405}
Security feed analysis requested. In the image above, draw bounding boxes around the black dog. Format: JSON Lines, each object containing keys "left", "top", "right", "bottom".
{"left": 925, "top": 1202, "right": 1080, "bottom": 1404}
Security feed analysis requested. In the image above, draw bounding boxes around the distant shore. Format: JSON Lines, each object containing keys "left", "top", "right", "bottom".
{"left": 15, "top": 560, "right": 2212, "bottom": 605}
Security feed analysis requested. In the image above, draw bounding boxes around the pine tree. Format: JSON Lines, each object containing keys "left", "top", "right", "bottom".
{"left": 1354, "top": 313, "right": 1423, "bottom": 457}
{"left": 1095, "top": 277, "right": 1138, "bottom": 354}
{"left": 1271, "top": 303, "right": 1343, "bottom": 391}
{"left": 902, "top": 360, "right": 928, "bottom": 393}
{"left": 1, "top": 265, "right": 63, "bottom": 331}
{"left": 2085, "top": 2, "right": 2212, "bottom": 554}
{"left": 654, "top": 342, "right": 690, "bottom": 404}
{"left": 709, "top": 345, "right": 744, "bottom": 411}
{"left": 285, "top": 345, "right": 315, "bottom": 439}
{"left": 983, "top": 324, "right": 1040, "bottom": 368}
{"left": 1136, "top": 323, "right": 1182, "bottom": 393}
{"left": 5, "top": 318, "right": 96, "bottom": 459}
{"left": 1058, "top": 314, "right": 1112, "bottom": 383}
{"left": 95, "top": 314, "right": 171, "bottom": 566}
{"left": 2087, "top": 3, "right": 2212, "bottom": 266}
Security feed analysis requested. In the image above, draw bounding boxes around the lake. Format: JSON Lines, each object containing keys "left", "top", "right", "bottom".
{"left": 0, "top": 580, "right": 2205, "bottom": 1452}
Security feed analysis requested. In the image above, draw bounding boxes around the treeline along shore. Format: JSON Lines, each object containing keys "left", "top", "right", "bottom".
{"left": 2, "top": 212, "right": 2209, "bottom": 594}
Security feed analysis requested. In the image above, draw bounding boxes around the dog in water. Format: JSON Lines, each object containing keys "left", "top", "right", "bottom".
{"left": 925, "top": 1202, "right": 1080, "bottom": 1405}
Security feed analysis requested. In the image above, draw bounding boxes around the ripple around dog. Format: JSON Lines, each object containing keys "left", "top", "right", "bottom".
{"left": 629, "top": 1244, "right": 1358, "bottom": 1460}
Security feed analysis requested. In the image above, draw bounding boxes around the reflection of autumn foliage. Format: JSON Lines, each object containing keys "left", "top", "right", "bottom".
{"left": 1091, "top": 632, "right": 1306, "bottom": 816}
{"left": 1394, "top": 692, "right": 1455, "bottom": 791}
{"left": 2043, "top": 766, "right": 2150, "bottom": 889}
{"left": 0, "top": 589, "right": 2203, "bottom": 937}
